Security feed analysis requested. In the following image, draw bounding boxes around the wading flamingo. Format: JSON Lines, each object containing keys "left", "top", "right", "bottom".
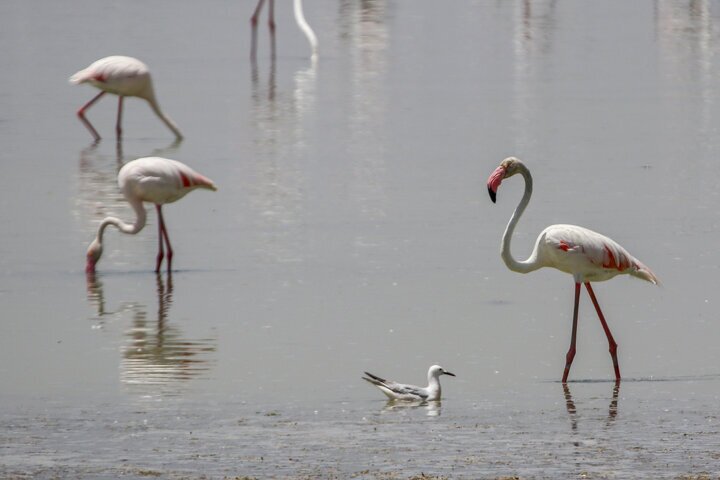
{"left": 250, "top": 0, "right": 318, "bottom": 60}
{"left": 70, "top": 56, "right": 183, "bottom": 141}
{"left": 487, "top": 157, "right": 657, "bottom": 383}
{"left": 86, "top": 157, "right": 217, "bottom": 274}
{"left": 362, "top": 365, "right": 455, "bottom": 402}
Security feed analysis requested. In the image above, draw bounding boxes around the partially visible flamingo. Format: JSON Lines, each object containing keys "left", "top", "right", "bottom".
{"left": 70, "top": 56, "right": 183, "bottom": 141}
{"left": 487, "top": 157, "right": 658, "bottom": 383}
{"left": 86, "top": 157, "right": 217, "bottom": 274}
{"left": 250, "top": 0, "right": 318, "bottom": 60}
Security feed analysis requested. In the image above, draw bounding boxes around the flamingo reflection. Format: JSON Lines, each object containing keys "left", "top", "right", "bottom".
{"left": 563, "top": 381, "right": 620, "bottom": 431}
{"left": 86, "top": 272, "right": 217, "bottom": 396}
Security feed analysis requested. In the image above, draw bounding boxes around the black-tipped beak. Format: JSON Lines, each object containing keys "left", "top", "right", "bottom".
{"left": 444, "top": 371, "right": 456, "bottom": 377}
{"left": 488, "top": 186, "right": 497, "bottom": 204}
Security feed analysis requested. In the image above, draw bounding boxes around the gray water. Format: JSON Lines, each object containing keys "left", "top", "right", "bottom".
{"left": 2, "top": 0, "right": 720, "bottom": 478}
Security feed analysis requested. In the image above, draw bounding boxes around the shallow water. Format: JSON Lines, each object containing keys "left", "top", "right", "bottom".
{"left": 2, "top": 0, "right": 720, "bottom": 478}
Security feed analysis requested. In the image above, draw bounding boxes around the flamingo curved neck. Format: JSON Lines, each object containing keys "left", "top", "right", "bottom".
{"left": 146, "top": 97, "right": 183, "bottom": 140}
{"left": 97, "top": 199, "right": 147, "bottom": 242}
{"left": 501, "top": 164, "right": 542, "bottom": 274}
{"left": 294, "top": 0, "right": 318, "bottom": 59}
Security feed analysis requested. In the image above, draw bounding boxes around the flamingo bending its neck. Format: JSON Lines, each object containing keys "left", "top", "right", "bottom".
{"left": 86, "top": 157, "right": 217, "bottom": 273}
{"left": 487, "top": 157, "right": 657, "bottom": 383}
{"left": 70, "top": 56, "right": 183, "bottom": 141}
{"left": 250, "top": 0, "right": 318, "bottom": 60}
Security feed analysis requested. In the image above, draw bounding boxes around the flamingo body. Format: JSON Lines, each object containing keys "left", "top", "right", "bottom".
{"left": 487, "top": 157, "right": 657, "bottom": 382}
{"left": 528, "top": 224, "right": 657, "bottom": 284}
{"left": 70, "top": 56, "right": 182, "bottom": 140}
{"left": 86, "top": 157, "right": 216, "bottom": 273}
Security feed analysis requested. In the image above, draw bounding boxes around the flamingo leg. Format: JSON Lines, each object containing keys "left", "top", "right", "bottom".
{"left": 155, "top": 204, "right": 173, "bottom": 272}
{"left": 155, "top": 205, "right": 165, "bottom": 273}
{"left": 116, "top": 96, "right": 124, "bottom": 139}
{"left": 584, "top": 282, "right": 621, "bottom": 381}
{"left": 250, "top": 0, "right": 267, "bottom": 60}
{"left": 268, "top": 0, "right": 276, "bottom": 59}
{"left": 562, "top": 282, "right": 581, "bottom": 383}
{"left": 77, "top": 91, "right": 105, "bottom": 142}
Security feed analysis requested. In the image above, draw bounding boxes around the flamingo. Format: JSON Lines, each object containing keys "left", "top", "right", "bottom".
{"left": 362, "top": 365, "right": 456, "bottom": 402}
{"left": 486, "top": 157, "right": 658, "bottom": 383}
{"left": 86, "top": 157, "right": 217, "bottom": 274}
{"left": 250, "top": 0, "right": 318, "bottom": 60}
{"left": 70, "top": 56, "right": 183, "bottom": 141}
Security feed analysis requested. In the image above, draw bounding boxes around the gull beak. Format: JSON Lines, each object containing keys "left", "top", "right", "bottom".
{"left": 443, "top": 371, "right": 456, "bottom": 377}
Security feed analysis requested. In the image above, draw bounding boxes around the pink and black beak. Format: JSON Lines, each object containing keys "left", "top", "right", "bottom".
{"left": 487, "top": 165, "right": 506, "bottom": 204}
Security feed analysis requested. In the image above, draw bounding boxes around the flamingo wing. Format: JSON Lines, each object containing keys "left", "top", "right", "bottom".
{"left": 541, "top": 225, "right": 657, "bottom": 284}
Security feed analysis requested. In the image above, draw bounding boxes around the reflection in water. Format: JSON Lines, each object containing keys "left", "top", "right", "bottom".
{"left": 86, "top": 272, "right": 217, "bottom": 396}
{"left": 338, "top": 0, "right": 390, "bottom": 257}
{"left": 381, "top": 400, "right": 442, "bottom": 417}
{"left": 512, "top": 0, "right": 557, "bottom": 153}
{"left": 248, "top": 54, "right": 316, "bottom": 263}
{"left": 655, "top": 0, "right": 717, "bottom": 143}
{"left": 563, "top": 382, "right": 620, "bottom": 432}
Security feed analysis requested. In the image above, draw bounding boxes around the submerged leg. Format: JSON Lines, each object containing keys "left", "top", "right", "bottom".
{"left": 77, "top": 91, "right": 106, "bottom": 142}
{"left": 116, "top": 96, "right": 124, "bottom": 138}
{"left": 585, "top": 282, "right": 621, "bottom": 381}
{"left": 562, "top": 282, "right": 581, "bottom": 383}
{"left": 250, "top": 0, "right": 267, "bottom": 59}
{"left": 268, "top": 0, "right": 276, "bottom": 59}
{"left": 156, "top": 204, "right": 173, "bottom": 272}
{"left": 155, "top": 205, "right": 165, "bottom": 273}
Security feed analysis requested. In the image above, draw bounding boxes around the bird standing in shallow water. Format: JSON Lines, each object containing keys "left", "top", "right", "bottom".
{"left": 362, "top": 365, "right": 455, "bottom": 402}
{"left": 487, "top": 157, "right": 658, "bottom": 383}
{"left": 250, "top": 0, "right": 318, "bottom": 60}
{"left": 86, "top": 157, "right": 216, "bottom": 274}
{"left": 70, "top": 56, "right": 183, "bottom": 141}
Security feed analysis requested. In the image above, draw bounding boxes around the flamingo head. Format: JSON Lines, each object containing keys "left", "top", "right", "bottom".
{"left": 85, "top": 238, "right": 103, "bottom": 273}
{"left": 487, "top": 157, "right": 523, "bottom": 203}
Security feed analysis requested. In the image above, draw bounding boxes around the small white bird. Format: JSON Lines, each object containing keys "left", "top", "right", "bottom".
{"left": 362, "top": 365, "right": 455, "bottom": 402}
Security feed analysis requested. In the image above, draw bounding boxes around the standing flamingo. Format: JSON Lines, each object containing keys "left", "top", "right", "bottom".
{"left": 86, "top": 157, "right": 217, "bottom": 274}
{"left": 70, "top": 56, "right": 183, "bottom": 141}
{"left": 487, "top": 157, "right": 657, "bottom": 383}
{"left": 250, "top": 0, "right": 318, "bottom": 60}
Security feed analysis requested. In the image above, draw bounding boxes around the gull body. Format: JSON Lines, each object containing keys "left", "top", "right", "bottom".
{"left": 362, "top": 365, "right": 455, "bottom": 402}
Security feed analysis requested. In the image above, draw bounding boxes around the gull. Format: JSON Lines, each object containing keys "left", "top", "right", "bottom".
{"left": 362, "top": 365, "right": 455, "bottom": 402}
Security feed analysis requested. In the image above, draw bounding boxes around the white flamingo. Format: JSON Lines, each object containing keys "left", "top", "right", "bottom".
{"left": 86, "top": 157, "right": 217, "bottom": 274}
{"left": 362, "top": 365, "right": 456, "bottom": 402}
{"left": 487, "top": 157, "right": 658, "bottom": 383}
{"left": 70, "top": 56, "right": 183, "bottom": 141}
{"left": 250, "top": 0, "right": 318, "bottom": 60}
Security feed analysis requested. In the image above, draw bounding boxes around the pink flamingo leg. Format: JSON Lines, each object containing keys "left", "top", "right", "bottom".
{"left": 562, "top": 282, "right": 581, "bottom": 383}
{"left": 116, "top": 96, "right": 124, "bottom": 139}
{"left": 250, "top": 0, "right": 276, "bottom": 59}
{"left": 155, "top": 204, "right": 173, "bottom": 273}
{"left": 585, "top": 282, "right": 621, "bottom": 381}
{"left": 250, "top": 0, "right": 267, "bottom": 60}
{"left": 77, "top": 91, "right": 105, "bottom": 142}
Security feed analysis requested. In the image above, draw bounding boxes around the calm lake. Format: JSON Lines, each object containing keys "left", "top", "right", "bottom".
{"left": 1, "top": 0, "right": 719, "bottom": 478}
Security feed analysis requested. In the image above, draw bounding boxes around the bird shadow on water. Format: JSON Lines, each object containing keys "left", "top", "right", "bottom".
{"left": 85, "top": 271, "right": 217, "bottom": 397}
{"left": 562, "top": 381, "right": 620, "bottom": 433}
{"left": 377, "top": 400, "right": 442, "bottom": 417}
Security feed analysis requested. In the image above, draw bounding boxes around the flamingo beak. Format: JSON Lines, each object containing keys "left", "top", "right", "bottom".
{"left": 487, "top": 166, "right": 506, "bottom": 203}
